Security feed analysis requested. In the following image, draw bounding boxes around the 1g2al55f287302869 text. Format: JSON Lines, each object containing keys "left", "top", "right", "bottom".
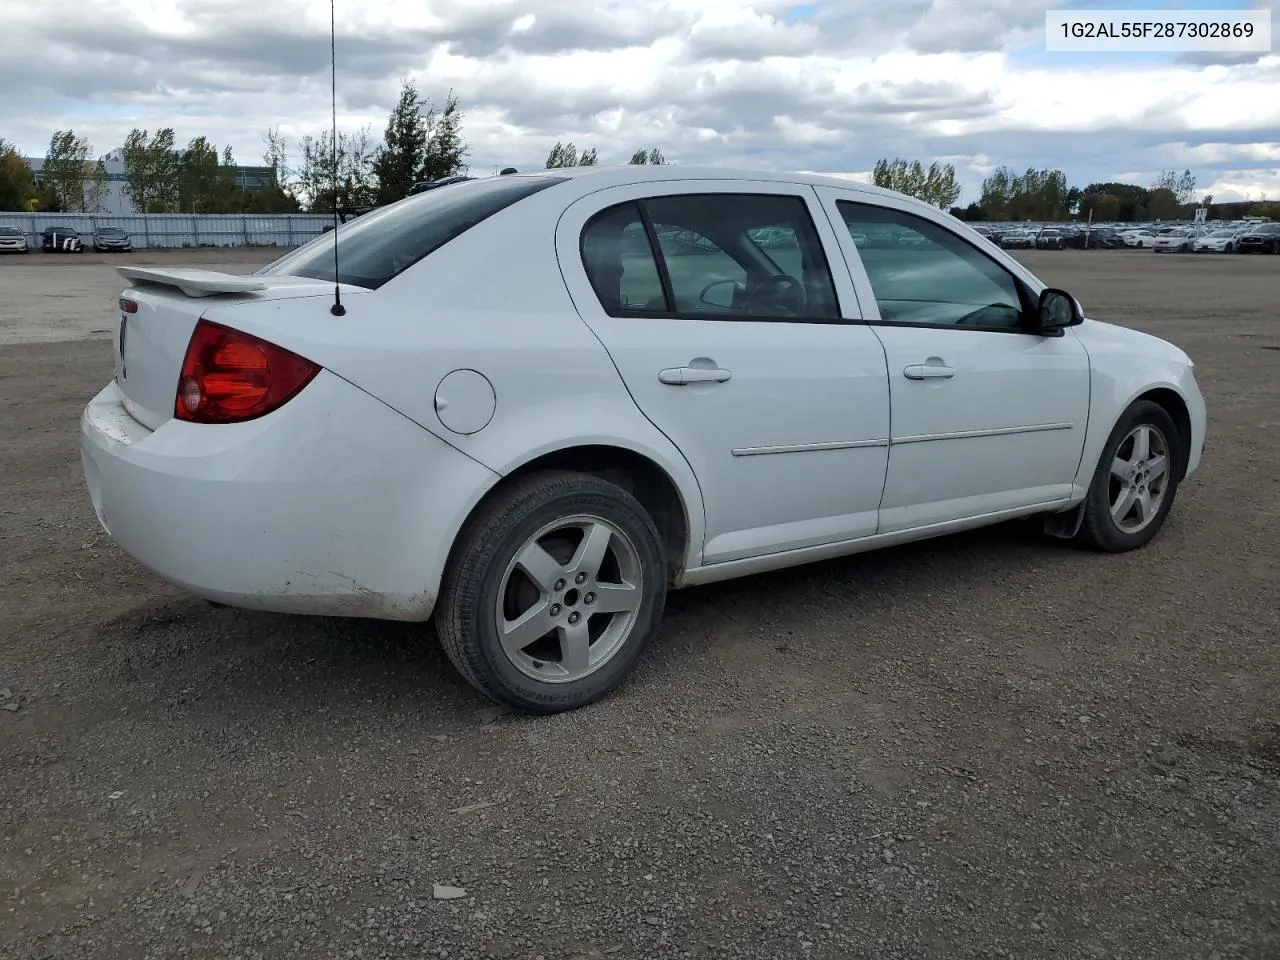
{"left": 1045, "top": 9, "right": 1272, "bottom": 52}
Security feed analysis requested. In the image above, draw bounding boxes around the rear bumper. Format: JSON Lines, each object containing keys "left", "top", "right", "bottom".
{"left": 80, "top": 373, "right": 498, "bottom": 621}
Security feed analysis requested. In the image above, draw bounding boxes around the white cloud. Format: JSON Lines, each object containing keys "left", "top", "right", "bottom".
{"left": 1, "top": 0, "right": 1277, "bottom": 207}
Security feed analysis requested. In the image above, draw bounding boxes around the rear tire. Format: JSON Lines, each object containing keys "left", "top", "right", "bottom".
{"left": 1075, "top": 401, "right": 1182, "bottom": 553}
{"left": 435, "top": 470, "right": 668, "bottom": 713}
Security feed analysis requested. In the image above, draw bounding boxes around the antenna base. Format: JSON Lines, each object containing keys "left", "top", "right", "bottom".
{"left": 330, "top": 302, "right": 347, "bottom": 317}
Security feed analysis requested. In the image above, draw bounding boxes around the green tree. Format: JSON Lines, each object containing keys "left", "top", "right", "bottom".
{"left": 1154, "top": 168, "right": 1197, "bottom": 206}
{"left": 545, "top": 142, "right": 599, "bottom": 167}
{"left": 43, "top": 130, "right": 93, "bottom": 211}
{"left": 420, "top": 91, "right": 468, "bottom": 183}
{"left": 178, "top": 136, "right": 224, "bottom": 212}
{"left": 1145, "top": 186, "right": 1180, "bottom": 220}
{"left": 979, "top": 166, "right": 1070, "bottom": 220}
{"left": 300, "top": 126, "right": 377, "bottom": 210}
{"left": 0, "top": 139, "right": 38, "bottom": 211}
{"left": 629, "top": 148, "right": 666, "bottom": 165}
{"left": 82, "top": 159, "right": 110, "bottom": 213}
{"left": 122, "top": 128, "right": 181, "bottom": 212}
{"left": 1079, "top": 192, "right": 1121, "bottom": 221}
{"left": 1080, "top": 182, "right": 1149, "bottom": 221}
{"left": 872, "top": 157, "right": 961, "bottom": 208}
{"left": 1250, "top": 201, "right": 1280, "bottom": 221}
{"left": 261, "top": 126, "right": 297, "bottom": 201}
{"left": 372, "top": 78, "right": 429, "bottom": 204}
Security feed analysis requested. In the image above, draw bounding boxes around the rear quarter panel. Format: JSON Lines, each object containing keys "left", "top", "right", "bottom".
{"left": 204, "top": 187, "right": 710, "bottom": 570}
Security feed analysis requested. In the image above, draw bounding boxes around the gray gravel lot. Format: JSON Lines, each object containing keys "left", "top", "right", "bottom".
{"left": 1, "top": 248, "right": 1278, "bottom": 959}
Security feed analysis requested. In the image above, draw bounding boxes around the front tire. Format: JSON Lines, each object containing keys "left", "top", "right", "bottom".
{"left": 436, "top": 470, "right": 668, "bottom": 713}
{"left": 1076, "top": 401, "right": 1182, "bottom": 552}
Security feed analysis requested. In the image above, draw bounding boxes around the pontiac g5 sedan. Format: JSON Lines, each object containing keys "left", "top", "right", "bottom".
{"left": 80, "top": 166, "right": 1206, "bottom": 713}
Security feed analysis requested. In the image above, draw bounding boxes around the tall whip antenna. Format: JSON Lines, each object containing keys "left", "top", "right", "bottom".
{"left": 328, "top": 0, "right": 346, "bottom": 316}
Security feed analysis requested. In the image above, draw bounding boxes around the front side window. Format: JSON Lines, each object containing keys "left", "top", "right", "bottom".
{"left": 259, "top": 174, "right": 568, "bottom": 290}
{"left": 839, "top": 201, "right": 1029, "bottom": 330}
{"left": 580, "top": 193, "right": 841, "bottom": 322}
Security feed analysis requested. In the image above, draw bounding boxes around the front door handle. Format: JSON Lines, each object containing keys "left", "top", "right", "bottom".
{"left": 659, "top": 366, "right": 733, "bottom": 385}
{"left": 903, "top": 361, "right": 955, "bottom": 380}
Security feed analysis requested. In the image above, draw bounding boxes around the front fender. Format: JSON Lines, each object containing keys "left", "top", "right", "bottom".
{"left": 1073, "top": 322, "right": 1204, "bottom": 491}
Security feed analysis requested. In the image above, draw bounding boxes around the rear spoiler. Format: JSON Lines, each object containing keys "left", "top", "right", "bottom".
{"left": 118, "top": 267, "right": 269, "bottom": 299}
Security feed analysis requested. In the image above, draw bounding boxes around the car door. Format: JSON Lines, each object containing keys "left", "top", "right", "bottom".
{"left": 812, "top": 187, "right": 1091, "bottom": 534}
{"left": 555, "top": 181, "right": 891, "bottom": 566}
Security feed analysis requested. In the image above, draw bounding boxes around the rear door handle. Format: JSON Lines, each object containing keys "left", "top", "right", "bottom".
{"left": 903, "top": 362, "right": 955, "bottom": 380}
{"left": 659, "top": 366, "right": 733, "bottom": 385}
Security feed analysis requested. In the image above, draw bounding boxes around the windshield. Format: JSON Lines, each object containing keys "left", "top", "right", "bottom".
{"left": 99, "top": 227, "right": 126, "bottom": 236}
{"left": 260, "top": 174, "right": 568, "bottom": 289}
{"left": 0, "top": 226, "right": 21, "bottom": 236}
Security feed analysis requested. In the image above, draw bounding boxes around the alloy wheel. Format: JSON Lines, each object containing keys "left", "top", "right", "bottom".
{"left": 495, "top": 514, "right": 644, "bottom": 683}
{"left": 1108, "top": 424, "right": 1171, "bottom": 534}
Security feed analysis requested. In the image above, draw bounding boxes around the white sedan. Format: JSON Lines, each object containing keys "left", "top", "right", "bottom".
{"left": 81, "top": 166, "right": 1206, "bottom": 712}
{"left": 1191, "top": 229, "right": 1244, "bottom": 253}
{"left": 1121, "top": 231, "right": 1158, "bottom": 248}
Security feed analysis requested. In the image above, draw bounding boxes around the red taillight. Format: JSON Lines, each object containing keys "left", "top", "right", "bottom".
{"left": 175, "top": 319, "right": 320, "bottom": 424}
{"left": 119, "top": 298, "right": 138, "bottom": 314}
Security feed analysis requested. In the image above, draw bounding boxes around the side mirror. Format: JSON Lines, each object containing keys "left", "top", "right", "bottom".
{"left": 699, "top": 279, "right": 739, "bottom": 309}
{"left": 1037, "top": 287, "right": 1083, "bottom": 333}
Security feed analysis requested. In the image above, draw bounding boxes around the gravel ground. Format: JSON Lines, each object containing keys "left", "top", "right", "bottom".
{"left": 2, "top": 248, "right": 1278, "bottom": 960}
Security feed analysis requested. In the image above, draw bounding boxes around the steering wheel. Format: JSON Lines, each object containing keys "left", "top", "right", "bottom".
{"left": 742, "top": 274, "right": 808, "bottom": 317}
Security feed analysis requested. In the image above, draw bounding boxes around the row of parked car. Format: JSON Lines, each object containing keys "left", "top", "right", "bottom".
{"left": 1115, "top": 222, "right": 1280, "bottom": 254}
{"left": 0, "top": 225, "right": 133, "bottom": 254}
{"left": 972, "top": 220, "right": 1279, "bottom": 254}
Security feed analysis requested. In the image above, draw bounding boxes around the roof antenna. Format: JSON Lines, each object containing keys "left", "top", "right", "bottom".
{"left": 327, "top": 0, "right": 346, "bottom": 316}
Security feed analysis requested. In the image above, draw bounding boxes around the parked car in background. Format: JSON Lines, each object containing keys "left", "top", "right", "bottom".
{"left": 1000, "top": 230, "right": 1034, "bottom": 249}
{"left": 93, "top": 226, "right": 133, "bottom": 253}
{"left": 1152, "top": 229, "right": 1202, "bottom": 254}
{"left": 81, "top": 166, "right": 1206, "bottom": 713}
{"left": 1122, "top": 231, "right": 1157, "bottom": 248}
{"left": 1192, "top": 229, "right": 1244, "bottom": 253}
{"left": 1035, "top": 229, "right": 1065, "bottom": 250}
{"left": 42, "top": 226, "right": 85, "bottom": 253}
{"left": 1083, "top": 229, "right": 1124, "bottom": 249}
{"left": 0, "top": 225, "right": 28, "bottom": 254}
{"left": 1235, "top": 223, "right": 1280, "bottom": 254}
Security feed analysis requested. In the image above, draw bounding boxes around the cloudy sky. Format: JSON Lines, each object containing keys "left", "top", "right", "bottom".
{"left": 4, "top": 0, "right": 1278, "bottom": 204}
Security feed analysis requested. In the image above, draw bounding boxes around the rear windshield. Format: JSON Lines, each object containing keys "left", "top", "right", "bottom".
{"left": 259, "top": 174, "right": 568, "bottom": 289}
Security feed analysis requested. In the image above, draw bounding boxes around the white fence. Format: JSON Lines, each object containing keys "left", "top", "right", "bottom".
{"left": 0, "top": 212, "right": 335, "bottom": 250}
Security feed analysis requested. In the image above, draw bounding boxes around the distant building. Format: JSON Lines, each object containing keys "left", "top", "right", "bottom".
{"left": 25, "top": 148, "right": 278, "bottom": 215}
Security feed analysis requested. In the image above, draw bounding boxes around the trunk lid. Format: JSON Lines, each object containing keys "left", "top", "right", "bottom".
{"left": 113, "top": 267, "right": 362, "bottom": 430}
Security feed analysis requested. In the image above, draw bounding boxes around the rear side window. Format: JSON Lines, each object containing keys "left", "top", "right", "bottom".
{"left": 260, "top": 174, "right": 567, "bottom": 289}
{"left": 581, "top": 193, "right": 841, "bottom": 322}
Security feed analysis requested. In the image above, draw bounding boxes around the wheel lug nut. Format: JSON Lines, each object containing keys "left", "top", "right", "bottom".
{"left": 554, "top": 578, "right": 566, "bottom": 591}
{"left": 584, "top": 593, "right": 595, "bottom": 605}
{"left": 550, "top": 604, "right": 561, "bottom": 616}
{"left": 568, "top": 612, "right": 581, "bottom": 624}
{"left": 575, "top": 572, "right": 587, "bottom": 585}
